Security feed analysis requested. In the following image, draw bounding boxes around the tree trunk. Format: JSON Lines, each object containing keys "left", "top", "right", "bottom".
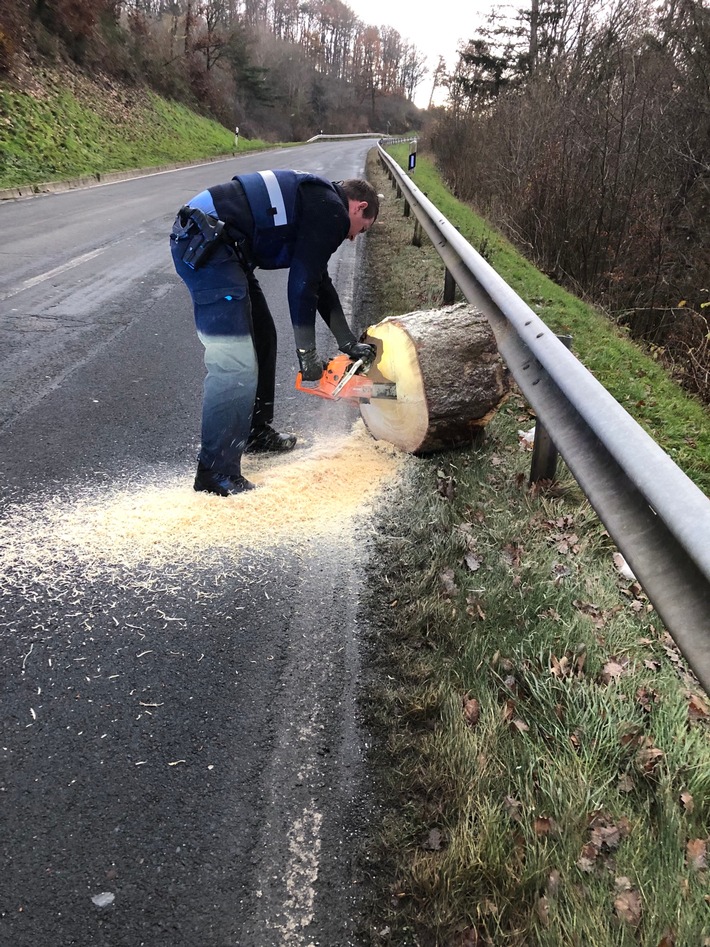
{"left": 360, "top": 303, "right": 510, "bottom": 454}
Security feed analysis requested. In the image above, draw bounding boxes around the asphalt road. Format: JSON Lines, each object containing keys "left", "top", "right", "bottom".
{"left": 0, "top": 140, "right": 400, "bottom": 946}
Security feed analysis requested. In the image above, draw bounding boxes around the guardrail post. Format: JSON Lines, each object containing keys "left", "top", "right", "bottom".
{"left": 412, "top": 219, "right": 423, "bottom": 248}
{"left": 443, "top": 268, "right": 456, "bottom": 304}
{"left": 529, "top": 335, "right": 573, "bottom": 484}
{"left": 403, "top": 199, "right": 410, "bottom": 218}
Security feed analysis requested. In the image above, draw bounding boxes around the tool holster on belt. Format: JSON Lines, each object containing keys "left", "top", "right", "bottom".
{"left": 175, "top": 205, "right": 226, "bottom": 270}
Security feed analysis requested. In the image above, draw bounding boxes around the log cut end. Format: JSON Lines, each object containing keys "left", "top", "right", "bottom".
{"left": 360, "top": 303, "right": 510, "bottom": 454}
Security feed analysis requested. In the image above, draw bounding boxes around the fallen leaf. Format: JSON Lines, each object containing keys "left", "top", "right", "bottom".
{"left": 518, "top": 426, "right": 536, "bottom": 450}
{"left": 636, "top": 686, "right": 658, "bottom": 712}
{"left": 535, "top": 894, "right": 549, "bottom": 925}
{"left": 635, "top": 738, "right": 664, "bottom": 774}
{"left": 661, "top": 633, "right": 684, "bottom": 665}
{"left": 613, "top": 552, "right": 636, "bottom": 582}
{"left": 463, "top": 695, "right": 480, "bottom": 728}
{"left": 550, "top": 649, "right": 586, "bottom": 679}
{"left": 501, "top": 543, "right": 522, "bottom": 567}
{"left": 436, "top": 473, "right": 456, "bottom": 500}
{"left": 591, "top": 822, "right": 621, "bottom": 851}
{"left": 577, "top": 841, "right": 599, "bottom": 872}
{"left": 494, "top": 654, "right": 515, "bottom": 673}
{"left": 546, "top": 868, "right": 561, "bottom": 896}
{"left": 573, "top": 599, "right": 607, "bottom": 628}
{"left": 422, "top": 828, "right": 443, "bottom": 851}
{"left": 680, "top": 790, "right": 694, "bottom": 814}
{"left": 688, "top": 694, "right": 710, "bottom": 723}
{"left": 551, "top": 562, "right": 572, "bottom": 585}
{"left": 554, "top": 530, "right": 581, "bottom": 556}
{"left": 464, "top": 551, "right": 483, "bottom": 572}
{"left": 550, "top": 654, "right": 571, "bottom": 678}
{"left": 503, "top": 674, "right": 517, "bottom": 693}
{"left": 619, "top": 723, "right": 645, "bottom": 748}
{"left": 456, "top": 929, "right": 481, "bottom": 947}
{"left": 600, "top": 657, "right": 630, "bottom": 685}
{"left": 589, "top": 812, "right": 631, "bottom": 851}
{"left": 439, "top": 568, "right": 458, "bottom": 597}
{"left": 534, "top": 815, "right": 557, "bottom": 837}
{"left": 686, "top": 838, "right": 707, "bottom": 870}
{"left": 614, "top": 877, "right": 642, "bottom": 926}
{"left": 618, "top": 773, "right": 635, "bottom": 793}
{"left": 504, "top": 796, "right": 522, "bottom": 822}
{"left": 466, "top": 596, "right": 486, "bottom": 620}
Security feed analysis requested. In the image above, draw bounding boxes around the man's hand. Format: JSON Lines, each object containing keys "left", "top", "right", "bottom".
{"left": 339, "top": 340, "right": 376, "bottom": 369}
{"left": 297, "top": 348, "right": 327, "bottom": 381}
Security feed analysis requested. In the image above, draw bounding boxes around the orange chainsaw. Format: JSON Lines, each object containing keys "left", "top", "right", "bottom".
{"left": 295, "top": 353, "right": 397, "bottom": 402}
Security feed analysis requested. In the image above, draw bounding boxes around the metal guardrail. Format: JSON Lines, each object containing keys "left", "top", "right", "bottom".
{"left": 306, "top": 132, "right": 387, "bottom": 143}
{"left": 377, "top": 144, "right": 710, "bottom": 695}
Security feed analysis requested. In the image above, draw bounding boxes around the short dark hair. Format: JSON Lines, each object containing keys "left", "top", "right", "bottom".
{"left": 339, "top": 179, "right": 380, "bottom": 221}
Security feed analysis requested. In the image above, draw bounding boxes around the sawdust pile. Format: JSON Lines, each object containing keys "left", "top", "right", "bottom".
{"left": 0, "top": 422, "right": 412, "bottom": 581}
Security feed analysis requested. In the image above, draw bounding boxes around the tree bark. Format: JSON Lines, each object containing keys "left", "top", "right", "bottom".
{"left": 360, "top": 303, "right": 510, "bottom": 454}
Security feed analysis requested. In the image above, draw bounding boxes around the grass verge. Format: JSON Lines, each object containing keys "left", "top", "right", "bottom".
{"left": 358, "top": 148, "right": 710, "bottom": 946}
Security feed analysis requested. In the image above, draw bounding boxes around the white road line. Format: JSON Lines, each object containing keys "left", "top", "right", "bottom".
{"left": 0, "top": 247, "right": 106, "bottom": 301}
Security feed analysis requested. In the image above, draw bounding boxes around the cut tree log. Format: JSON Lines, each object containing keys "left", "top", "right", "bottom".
{"left": 360, "top": 303, "right": 510, "bottom": 454}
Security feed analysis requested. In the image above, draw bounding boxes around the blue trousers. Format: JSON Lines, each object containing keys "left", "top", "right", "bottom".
{"left": 171, "top": 239, "right": 277, "bottom": 476}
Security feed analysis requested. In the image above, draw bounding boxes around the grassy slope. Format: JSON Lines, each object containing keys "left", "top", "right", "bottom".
{"left": 360, "top": 148, "right": 710, "bottom": 947}
{"left": 0, "top": 71, "right": 272, "bottom": 188}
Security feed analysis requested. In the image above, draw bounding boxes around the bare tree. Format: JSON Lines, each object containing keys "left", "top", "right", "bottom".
{"left": 427, "top": 54, "right": 447, "bottom": 108}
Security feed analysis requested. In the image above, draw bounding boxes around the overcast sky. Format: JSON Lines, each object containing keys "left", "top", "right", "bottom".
{"left": 347, "top": 0, "right": 494, "bottom": 106}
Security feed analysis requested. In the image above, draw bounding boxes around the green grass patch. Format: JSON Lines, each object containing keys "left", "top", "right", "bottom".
{"left": 364, "top": 415, "right": 710, "bottom": 946}
{"left": 0, "top": 78, "right": 273, "bottom": 188}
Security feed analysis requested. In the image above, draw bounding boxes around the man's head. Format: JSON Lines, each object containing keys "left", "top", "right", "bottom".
{"left": 340, "top": 179, "right": 380, "bottom": 240}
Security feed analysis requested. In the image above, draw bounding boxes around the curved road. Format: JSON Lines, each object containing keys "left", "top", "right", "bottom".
{"left": 0, "top": 140, "right": 405, "bottom": 946}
